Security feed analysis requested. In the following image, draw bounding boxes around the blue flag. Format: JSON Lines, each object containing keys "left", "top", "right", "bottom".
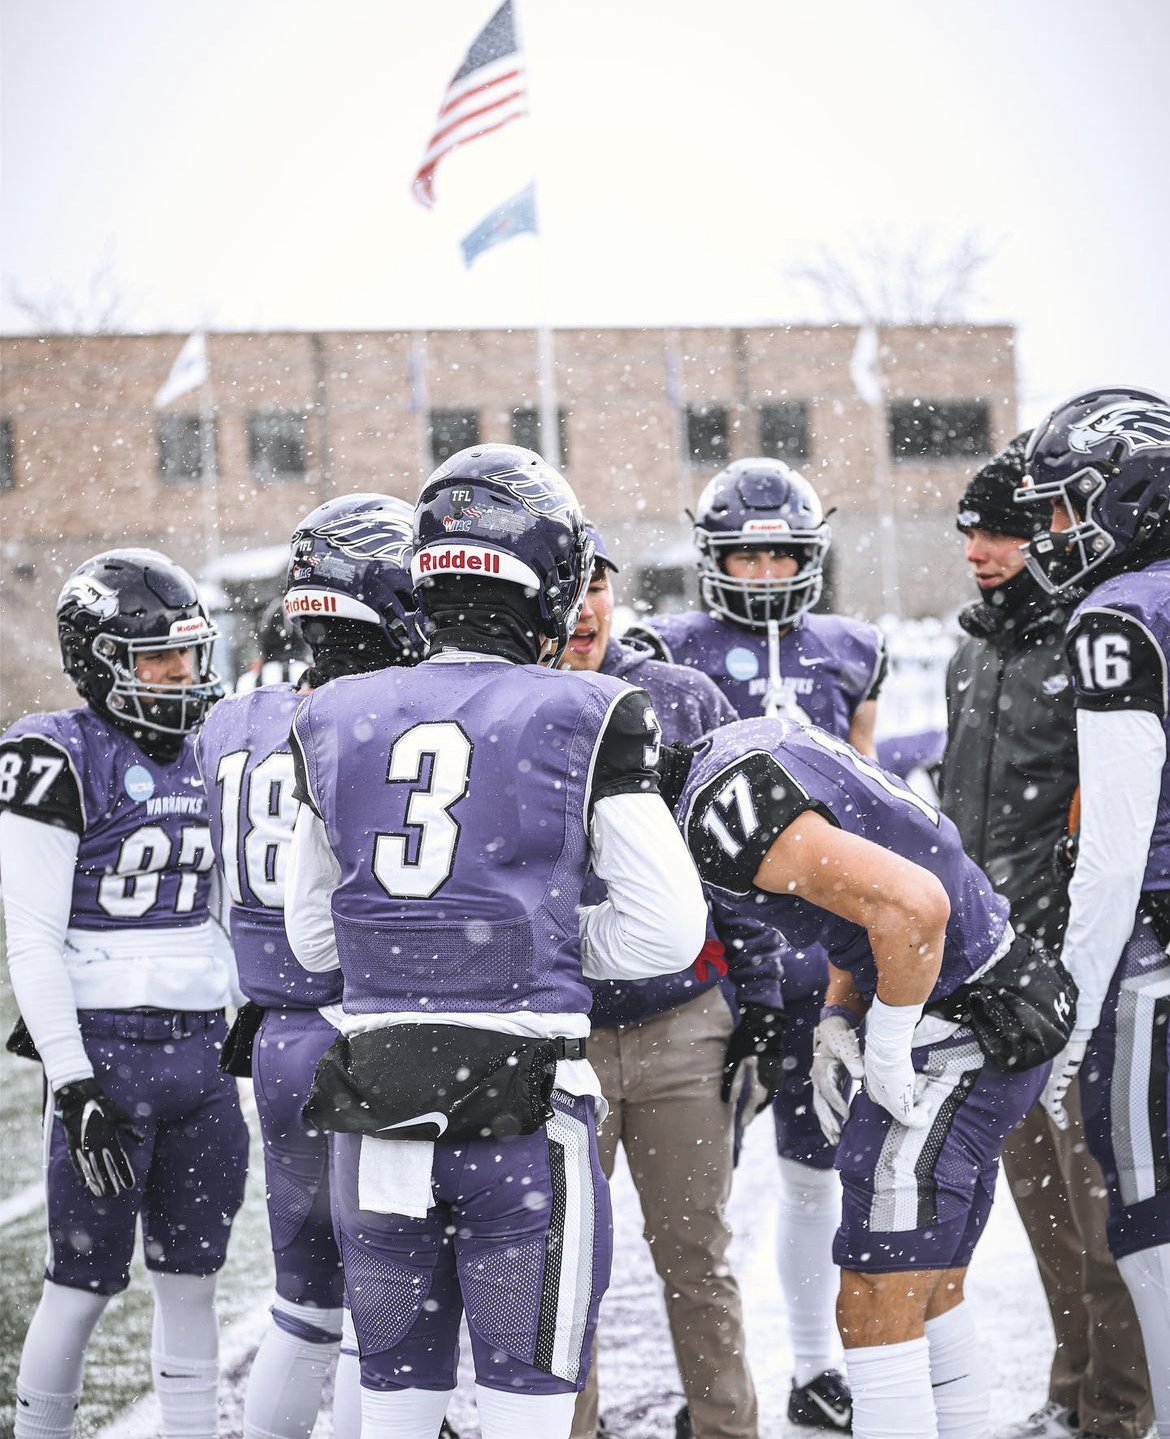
{"left": 460, "top": 182, "right": 538, "bottom": 268}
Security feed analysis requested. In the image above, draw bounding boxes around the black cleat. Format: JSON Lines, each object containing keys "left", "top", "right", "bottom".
{"left": 788, "top": 1370, "right": 853, "bottom": 1431}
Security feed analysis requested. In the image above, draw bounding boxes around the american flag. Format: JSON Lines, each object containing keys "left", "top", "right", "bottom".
{"left": 412, "top": 0, "right": 528, "bottom": 209}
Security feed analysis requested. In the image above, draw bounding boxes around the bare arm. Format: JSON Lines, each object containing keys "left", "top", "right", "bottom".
{"left": 847, "top": 699, "right": 878, "bottom": 759}
{"left": 752, "top": 809, "right": 949, "bottom": 1006}
{"left": 824, "top": 960, "right": 867, "bottom": 1019}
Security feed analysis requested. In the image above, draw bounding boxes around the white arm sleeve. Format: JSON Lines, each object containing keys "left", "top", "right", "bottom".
{"left": 285, "top": 804, "right": 343, "bottom": 973}
{"left": 1062, "top": 706, "right": 1167, "bottom": 1033}
{"left": 579, "top": 791, "right": 708, "bottom": 980}
{"left": 0, "top": 811, "right": 91, "bottom": 1089}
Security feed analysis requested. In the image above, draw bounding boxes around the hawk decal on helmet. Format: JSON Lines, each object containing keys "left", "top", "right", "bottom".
{"left": 307, "top": 509, "right": 414, "bottom": 565}
{"left": 57, "top": 574, "right": 119, "bottom": 622}
{"left": 1068, "top": 402, "right": 1170, "bottom": 458}
{"left": 498, "top": 468, "right": 578, "bottom": 522}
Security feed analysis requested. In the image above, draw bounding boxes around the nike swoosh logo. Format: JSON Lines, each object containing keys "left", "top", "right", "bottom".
{"left": 377, "top": 1111, "right": 449, "bottom": 1137}
{"left": 79, "top": 1099, "right": 101, "bottom": 1144}
{"left": 807, "top": 1390, "right": 851, "bottom": 1427}
{"left": 160, "top": 1372, "right": 198, "bottom": 1380}
{"left": 797, "top": 656, "right": 826, "bottom": 667}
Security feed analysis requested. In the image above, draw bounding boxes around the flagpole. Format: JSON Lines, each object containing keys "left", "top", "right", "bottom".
{"left": 199, "top": 363, "right": 220, "bottom": 565}
{"left": 850, "top": 324, "right": 900, "bottom": 618}
{"left": 409, "top": 331, "right": 432, "bottom": 478}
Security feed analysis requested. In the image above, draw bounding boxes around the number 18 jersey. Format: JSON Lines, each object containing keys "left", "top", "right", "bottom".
{"left": 290, "top": 655, "right": 661, "bottom": 1018}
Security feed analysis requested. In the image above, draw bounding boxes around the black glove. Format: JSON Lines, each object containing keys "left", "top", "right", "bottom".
{"left": 5, "top": 1014, "right": 42, "bottom": 1063}
{"left": 721, "top": 1003, "right": 788, "bottom": 1103}
{"left": 53, "top": 1079, "right": 143, "bottom": 1197}
{"left": 219, "top": 1001, "right": 266, "bottom": 1078}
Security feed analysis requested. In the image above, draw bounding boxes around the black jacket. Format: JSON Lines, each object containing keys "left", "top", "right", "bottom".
{"left": 938, "top": 585, "right": 1079, "bottom": 946}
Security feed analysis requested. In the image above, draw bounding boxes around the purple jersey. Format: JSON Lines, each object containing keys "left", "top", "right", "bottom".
{"left": 631, "top": 609, "right": 886, "bottom": 732}
{"left": 1066, "top": 557, "right": 1170, "bottom": 891}
{"left": 290, "top": 657, "right": 661, "bottom": 1018}
{"left": 585, "top": 639, "right": 781, "bottom": 1025}
{"left": 0, "top": 705, "right": 214, "bottom": 931}
{"left": 195, "top": 683, "right": 342, "bottom": 1009}
{"left": 675, "top": 717, "right": 1010, "bottom": 1003}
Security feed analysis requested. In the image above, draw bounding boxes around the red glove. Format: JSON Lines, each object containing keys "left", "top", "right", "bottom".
{"left": 693, "top": 938, "right": 728, "bottom": 983}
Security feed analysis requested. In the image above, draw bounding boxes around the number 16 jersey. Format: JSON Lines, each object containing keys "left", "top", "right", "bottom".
{"left": 289, "top": 654, "right": 661, "bottom": 1019}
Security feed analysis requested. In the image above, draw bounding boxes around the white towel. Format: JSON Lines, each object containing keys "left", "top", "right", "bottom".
{"left": 358, "top": 1136, "right": 435, "bottom": 1218}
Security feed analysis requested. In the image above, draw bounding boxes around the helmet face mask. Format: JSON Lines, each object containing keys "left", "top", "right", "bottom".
{"left": 1015, "top": 388, "right": 1170, "bottom": 593}
{"left": 693, "top": 459, "right": 831, "bottom": 630}
{"left": 57, "top": 550, "right": 220, "bottom": 738}
{"left": 412, "top": 444, "right": 592, "bottom": 667}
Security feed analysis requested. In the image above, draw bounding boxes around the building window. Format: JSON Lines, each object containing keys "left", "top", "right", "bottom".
{"left": 888, "top": 399, "right": 991, "bottom": 460}
{"left": 429, "top": 408, "right": 479, "bottom": 466}
{"left": 759, "top": 401, "right": 809, "bottom": 462}
{"left": 157, "top": 414, "right": 216, "bottom": 485}
{"left": 686, "top": 403, "right": 729, "bottom": 465}
{"left": 0, "top": 419, "right": 13, "bottom": 492}
{"left": 248, "top": 411, "right": 309, "bottom": 481}
{"left": 510, "top": 407, "right": 569, "bottom": 466}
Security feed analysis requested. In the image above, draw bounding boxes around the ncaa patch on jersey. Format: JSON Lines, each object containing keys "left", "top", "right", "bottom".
{"left": 124, "top": 765, "right": 155, "bottom": 802}
{"left": 725, "top": 647, "right": 760, "bottom": 682}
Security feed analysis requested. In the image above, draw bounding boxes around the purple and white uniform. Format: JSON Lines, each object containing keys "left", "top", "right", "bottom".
{"left": 0, "top": 706, "right": 248, "bottom": 1294}
{"left": 285, "top": 654, "right": 705, "bottom": 1395}
{"left": 1060, "top": 559, "right": 1170, "bottom": 1261}
{"left": 675, "top": 716, "right": 1045, "bottom": 1272}
{"left": 632, "top": 608, "right": 887, "bottom": 1167}
{"left": 195, "top": 683, "right": 344, "bottom": 1314}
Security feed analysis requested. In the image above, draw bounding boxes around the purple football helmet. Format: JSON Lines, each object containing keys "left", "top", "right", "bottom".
{"left": 412, "top": 443, "right": 593, "bottom": 666}
{"left": 57, "top": 548, "right": 220, "bottom": 736}
{"left": 284, "top": 493, "right": 423, "bottom": 661}
{"left": 1015, "top": 386, "right": 1170, "bottom": 593}
{"left": 693, "top": 458, "right": 831, "bottom": 628}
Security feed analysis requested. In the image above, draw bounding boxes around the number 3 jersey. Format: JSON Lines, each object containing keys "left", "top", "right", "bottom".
{"left": 0, "top": 705, "right": 233, "bottom": 1010}
{"left": 1065, "top": 557, "right": 1170, "bottom": 891}
{"left": 289, "top": 656, "right": 661, "bottom": 1019}
{"left": 194, "top": 682, "right": 342, "bottom": 1009}
{"left": 675, "top": 716, "right": 1010, "bottom": 1004}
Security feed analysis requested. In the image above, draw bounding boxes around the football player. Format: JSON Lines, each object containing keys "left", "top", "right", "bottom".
{"left": 283, "top": 445, "right": 708, "bottom": 1439}
{"left": 658, "top": 714, "right": 1074, "bottom": 1439}
{"left": 194, "top": 494, "right": 422, "bottom": 1439}
{"left": 1015, "top": 387, "right": 1170, "bottom": 1438}
{"left": 562, "top": 524, "right": 783, "bottom": 1439}
{"left": 1, "top": 550, "right": 250, "bottom": 1439}
{"left": 628, "top": 458, "right": 887, "bottom": 1429}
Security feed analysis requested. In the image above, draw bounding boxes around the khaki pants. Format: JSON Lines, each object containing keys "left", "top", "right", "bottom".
{"left": 1002, "top": 1085, "right": 1152, "bottom": 1438}
{"left": 571, "top": 988, "right": 758, "bottom": 1439}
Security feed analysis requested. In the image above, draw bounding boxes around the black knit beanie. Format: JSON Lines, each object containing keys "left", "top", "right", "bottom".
{"left": 955, "top": 431, "right": 1040, "bottom": 540}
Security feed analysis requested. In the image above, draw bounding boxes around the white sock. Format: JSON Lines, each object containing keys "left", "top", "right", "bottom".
{"left": 16, "top": 1280, "right": 109, "bottom": 1438}
{"left": 1117, "top": 1244, "right": 1170, "bottom": 1437}
{"left": 776, "top": 1156, "right": 842, "bottom": 1385}
{"left": 359, "top": 1384, "right": 454, "bottom": 1438}
{"left": 925, "top": 1304, "right": 988, "bottom": 1439}
{"left": 243, "top": 1298, "right": 342, "bottom": 1439}
{"left": 331, "top": 1308, "right": 362, "bottom": 1439}
{"left": 149, "top": 1272, "right": 219, "bottom": 1438}
{"left": 845, "top": 1336, "right": 937, "bottom": 1439}
{"left": 475, "top": 1383, "right": 577, "bottom": 1439}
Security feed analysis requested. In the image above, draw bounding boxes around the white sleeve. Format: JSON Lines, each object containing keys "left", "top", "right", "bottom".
{"left": 0, "top": 810, "right": 91, "bottom": 1089}
{"left": 1061, "top": 707, "right": 1167, "bottom": 1033}
{"left": 579, "top": 791, "right": 708, "bottom": 980}
{"left": 285, "top": 804, "right": 343, "bottom": 973}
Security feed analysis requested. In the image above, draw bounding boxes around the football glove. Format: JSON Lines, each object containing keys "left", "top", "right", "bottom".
{"left": 219, "top": 1000, "right": 266, "bottom": 1078}
{"left": 863, "top": 997, "right": 931, "bottom": 1129}
{"left": 811, "top": 1007, "right": 864, "bottom": 1143}
{"left": 53, "top": 1079, "right": 143, "bottom": 1197}
{"left": 721, "top": 1003, "right": 788, "bottom": 1103}
{"left": 1040, "top": 1034, "right": 1089, "bottom": 1131}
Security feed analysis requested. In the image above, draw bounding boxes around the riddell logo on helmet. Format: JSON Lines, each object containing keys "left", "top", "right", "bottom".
{"left": 285, "top": 593, "right": 339, "bottom": 615}
{"left": 169, "top": 617, "right": 210, "bottom": 637}
{"left": 416, "top": 547, "right": 501, "bottom": 575}
{"left": 742, "top": 518, "right": 792, "bottom": 533}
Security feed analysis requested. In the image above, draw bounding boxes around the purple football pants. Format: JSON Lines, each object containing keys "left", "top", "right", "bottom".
{"left": 332, "top": 1090, "right": 611, "bottom": 1395}
{"left": 45, "top": 1008, "right": 249, "bottom": 1295}
{"left": 252, "top": 1007, "right": 344, "bottom": 1311}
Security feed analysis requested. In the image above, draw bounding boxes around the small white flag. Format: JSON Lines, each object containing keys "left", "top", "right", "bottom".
{"left": 849, "top": 324, "right": 883, "bottom": 407}
{"left": 154, "top": 332, "right": 209, "bottom": 409}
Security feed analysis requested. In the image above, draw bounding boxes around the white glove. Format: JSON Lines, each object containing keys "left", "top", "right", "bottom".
{"left": 863, "top": 997, "right": 930, "bottom": 1129}
{"left": 1040, "top": 1034, "right": 1090, "bottom": 1131}
{"left": 811, "top": 1009, "right": 864, "bottom": 1144}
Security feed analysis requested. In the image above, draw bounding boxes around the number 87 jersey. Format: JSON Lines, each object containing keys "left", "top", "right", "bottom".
{"left": 0, "top": 704, "right": 232, "bottom": 1009}
{"left": 194, "top": 681, "right": 343, "bottom": 1008}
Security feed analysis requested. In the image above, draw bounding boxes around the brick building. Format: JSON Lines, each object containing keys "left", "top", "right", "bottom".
{"left": 0, "top": 323, "right": 1015, "bottom": 722}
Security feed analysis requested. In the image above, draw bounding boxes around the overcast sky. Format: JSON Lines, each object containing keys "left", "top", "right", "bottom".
{"left": 3, "top": 0, "right": 1168, "bottom": 419}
